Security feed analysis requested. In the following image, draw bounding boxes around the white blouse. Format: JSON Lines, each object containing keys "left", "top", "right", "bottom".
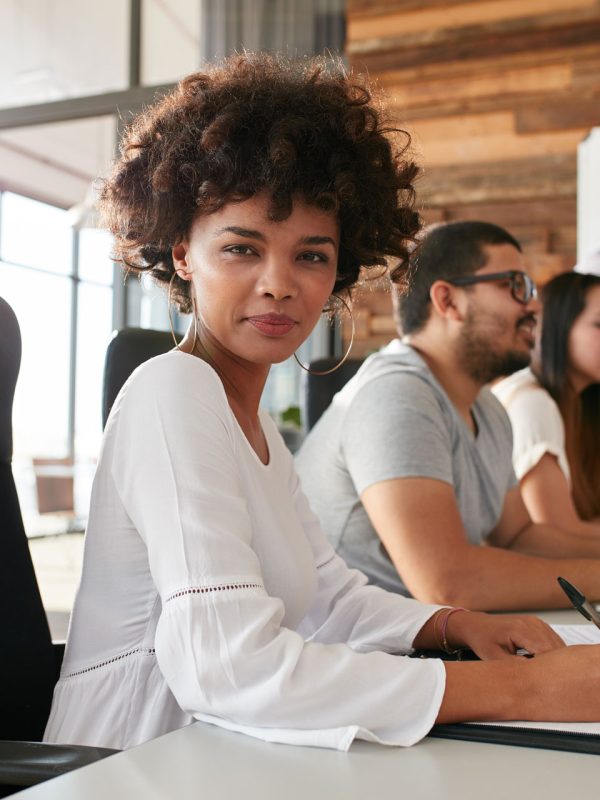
{"left": 492, "top": 367, "right": 571, "bottom": 484}
{"left": 44, "top": 352, "right": 445, "bottom": 751}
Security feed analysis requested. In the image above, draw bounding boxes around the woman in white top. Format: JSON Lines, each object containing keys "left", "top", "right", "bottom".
{"left": 494, "top": 272, "right": 600, "bottom": 536}
{"left": 45, "top": 53, "right": 600, "bottom": 752}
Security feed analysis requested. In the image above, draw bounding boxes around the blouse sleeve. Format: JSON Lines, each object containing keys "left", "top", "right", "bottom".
{"left": 288, "top": 465, "right": 444, "bottom": 654}
{"left": 501, "top": 383, "right": 570, "bottom": 483}
{"left": 110, "top": 355, "right": 445, "bottom": 749}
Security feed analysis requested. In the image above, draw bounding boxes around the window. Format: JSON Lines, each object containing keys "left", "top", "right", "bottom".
{"left": 74, "top": 228, "right": 115, "bottom": 509}
{"left": 0, "top": 191, "right": 114, "bottom": 524}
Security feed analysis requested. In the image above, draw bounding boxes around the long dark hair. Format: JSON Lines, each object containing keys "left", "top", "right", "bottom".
{"left": 534, "top": 271, "right": 600, "bottom": 519}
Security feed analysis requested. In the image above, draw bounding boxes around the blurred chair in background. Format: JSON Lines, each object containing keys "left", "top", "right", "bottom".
{"left": 102, "top": 330, "right": 361, "bottom": 449}
{"left": 301, "top": 357, "right": 363, "bottom": 431}
{"left": 0, "top": 296, "right": 57, "bottom": 741}
{"left": 102, "top": 327, "right": 175, "bottom": 428}
{"left": 0, "top": 296, "right": 116, "bottom": 796}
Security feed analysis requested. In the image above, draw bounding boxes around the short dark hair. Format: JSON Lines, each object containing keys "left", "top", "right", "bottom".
{"left": 100, "top": 52, "right": 421, "bottom": 313}
{"left": 535, "top": 271, "right": 600, "bottom": 520}
{"left": 394, "top": 221, "right": 522, "bottom": 335}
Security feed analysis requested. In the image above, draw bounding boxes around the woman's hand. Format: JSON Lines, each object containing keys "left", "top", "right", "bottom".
{"left": 447, "top": 610, "right": 566, "bottom": 660}
{"left": 439, "top": 644, "right": 600, "bottom": 724}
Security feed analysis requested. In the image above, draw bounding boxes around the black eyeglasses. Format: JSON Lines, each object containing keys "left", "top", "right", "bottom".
{"left": 443, "top": 270, "right": 537, "bottom": 305}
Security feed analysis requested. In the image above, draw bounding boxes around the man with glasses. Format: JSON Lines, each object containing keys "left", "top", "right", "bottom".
{"left": 296, "top": 221, "right": 600, "bottom": 610}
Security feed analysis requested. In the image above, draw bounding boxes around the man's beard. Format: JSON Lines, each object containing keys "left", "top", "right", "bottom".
{"left": 457, "top": 308, "right": 533, "bottom": 385}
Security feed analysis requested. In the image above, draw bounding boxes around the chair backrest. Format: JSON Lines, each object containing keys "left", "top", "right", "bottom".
{"left": 103, "top": 332, "right": 361, "bottom": 433}
{"left": 301, "top": 357, "right": 363, "bottom": 431}
{"left": 0, "top": 296, "right": 57, "bottom": 740}
{"left": 102, "top": 328, "right": 176, "bottom": 428}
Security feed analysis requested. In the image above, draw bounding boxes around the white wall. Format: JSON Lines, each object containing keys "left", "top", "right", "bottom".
{"left": 577, "top": 127, "right": 600, "bottom": 271}
{"left": 0, "top": 0, "right": 129, "bottom": 108}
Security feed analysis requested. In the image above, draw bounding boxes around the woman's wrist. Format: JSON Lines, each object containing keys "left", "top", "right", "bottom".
{"left": 442, "top": 607, "right": 479, "bottom": 652}
{"left": 414, "top": 607, "right": 476, "bottom": 652}
{"left": 438, "top": 657, "right": 530, "bottom": 724}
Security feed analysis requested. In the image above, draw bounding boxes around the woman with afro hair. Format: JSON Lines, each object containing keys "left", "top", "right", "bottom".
{"left": 45, "top": 53, "right": 600, "bottom": 752}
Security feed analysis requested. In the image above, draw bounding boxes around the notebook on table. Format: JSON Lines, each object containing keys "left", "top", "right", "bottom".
{"left": 428, "top": 624, "right": 600, "bottom": 755}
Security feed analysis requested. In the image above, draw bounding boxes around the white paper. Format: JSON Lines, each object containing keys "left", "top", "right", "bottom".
{"left": 553, "top": 623, "right": 600, "bottom": 646}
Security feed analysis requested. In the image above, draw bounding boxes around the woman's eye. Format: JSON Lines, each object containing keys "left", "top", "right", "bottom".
{"left": 299, "top": 252, "right": 328, "bottom": 263}
{"left": 223, "top": 244, "right": 255, "bottom": 256}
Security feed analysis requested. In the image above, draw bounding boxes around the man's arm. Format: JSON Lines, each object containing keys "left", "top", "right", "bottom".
{"left": 518, "top": 453, "right": 600, "bottom": 538}
{"left": 488, "top": 484, "right": 600, "bottom": 556}
{"left": 360, "top": 476, "right": 600, "bottom": 611}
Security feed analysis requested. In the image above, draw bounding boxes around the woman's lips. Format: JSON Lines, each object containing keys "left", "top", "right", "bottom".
{"left": 246, "top": 313, "right": 297, "bottom": 336}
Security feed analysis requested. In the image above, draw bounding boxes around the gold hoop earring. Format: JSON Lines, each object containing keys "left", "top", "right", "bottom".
{"left": 168, "top": 273, "right": 181, "bottom": 349}
{"left": 168, "top": 272, "right": 198, "bottom": 353}
{"left": 294, "top": 295, "right": 355, "bottom": 376}
{"left": 190, "top": 290, "right": 199, "bottom": 354}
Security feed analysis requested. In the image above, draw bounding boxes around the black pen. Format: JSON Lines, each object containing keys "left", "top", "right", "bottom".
{"left": 557, "top": 576, "right": 600, "bottom": 630}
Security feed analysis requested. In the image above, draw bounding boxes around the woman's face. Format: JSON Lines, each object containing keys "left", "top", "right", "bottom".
{"left": 172, "top": 193, "right": 339, "bottom": 367}
{"left": 568, "top": 284, "right": 600, "bottom": 393}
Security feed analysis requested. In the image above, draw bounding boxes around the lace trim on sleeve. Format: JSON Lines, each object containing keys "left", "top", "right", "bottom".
{"left": 165, "top": 582, "right": 264, "bottom": 603}
{"left": 65, "top": 647, "right": 156, "bottom": 678}
{"left": 316, "top": 553, "right": 336, "bottom": 570}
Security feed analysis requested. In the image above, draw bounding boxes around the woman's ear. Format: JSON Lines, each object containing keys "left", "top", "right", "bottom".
{"left": 172, "top": 242, "right": 192, "bottom": 280}
{"left": 429, "top": 280, "right": 464, "bottom": 322}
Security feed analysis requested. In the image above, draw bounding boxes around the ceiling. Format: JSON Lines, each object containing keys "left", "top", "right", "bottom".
{"left": 0, "top": 0, "right": 200, "bottom": 209}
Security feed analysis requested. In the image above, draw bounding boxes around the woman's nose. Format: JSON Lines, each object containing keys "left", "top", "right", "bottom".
{"left": 256, "top": 258, "right": 297, "bottom": 300}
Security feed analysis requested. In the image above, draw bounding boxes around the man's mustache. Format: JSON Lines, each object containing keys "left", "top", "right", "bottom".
{"left": 516, "top": 314, "right": 537, "bottom": 329}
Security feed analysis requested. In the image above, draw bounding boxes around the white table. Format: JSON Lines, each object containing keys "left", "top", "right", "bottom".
{"left": 12, "top": 716, "right": 600, "bottom": 800}
{"left": 14, "top": 609, "right": 598, "bottom": 799}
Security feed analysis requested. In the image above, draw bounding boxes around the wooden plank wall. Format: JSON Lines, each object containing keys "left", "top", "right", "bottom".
{"left": 345, "top": 0, "right": 600, "bottom": 356}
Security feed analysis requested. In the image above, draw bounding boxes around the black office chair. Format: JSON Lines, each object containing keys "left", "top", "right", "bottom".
{"left": 301, "top": 357, "right": 363, "bottom": 431}
{"left": 103, "top": 331, "right": 360, "bottom": 435}
{"left": 102, "top": 327, "right": 176, "bottom": 428}
{"left": 0, "top": 297, "right": 116, "bottom": 796}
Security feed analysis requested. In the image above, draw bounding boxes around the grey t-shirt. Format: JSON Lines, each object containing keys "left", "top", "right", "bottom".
{"left": 295, "top": 339, "right": 518, "bottom": 596}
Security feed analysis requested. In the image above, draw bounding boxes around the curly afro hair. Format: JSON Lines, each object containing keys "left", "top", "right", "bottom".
{"left": 100, "top": 52, "right": 421, "bottom": 313}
